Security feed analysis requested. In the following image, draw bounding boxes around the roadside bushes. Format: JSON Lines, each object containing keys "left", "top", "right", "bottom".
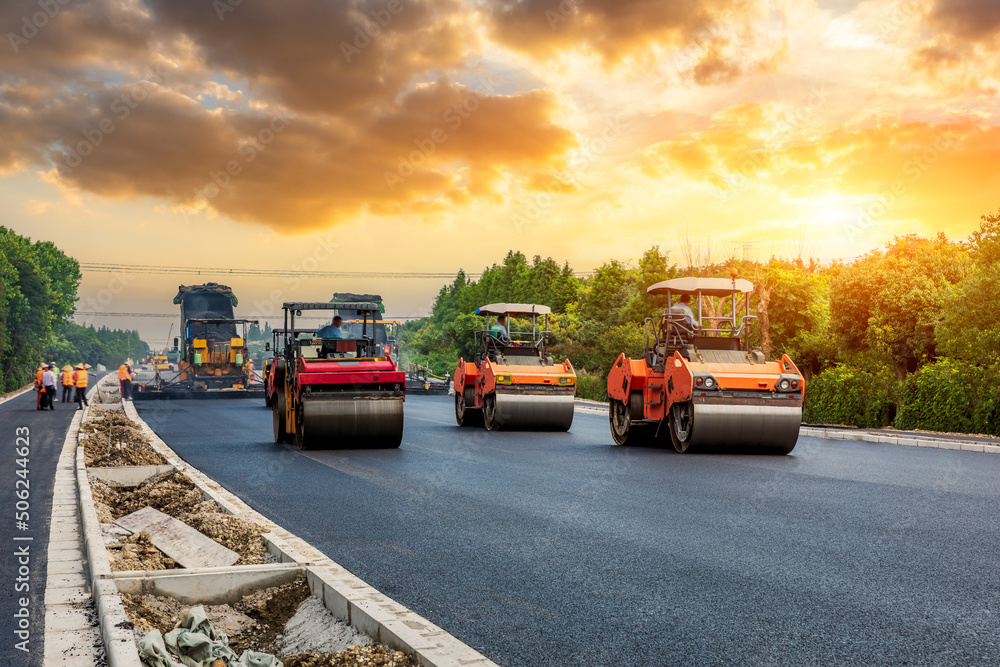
{"left": 895, "top": 360, "right": 1000, "bottom": 436}
{"left": 803, "top": 363, "right": 898, "bottom": 428}
{"left": 804, "top": 359, "right": 1000, "bottom": 435}
{"left": 575, "top": 374, "right": 607, "bottom": 402}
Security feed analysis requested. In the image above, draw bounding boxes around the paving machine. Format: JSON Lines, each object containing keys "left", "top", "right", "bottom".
{"left": 272, "top": 302, "right": 405, "bottom": 449}
{"left": 606, "top": 276, "right": 804, "bottom": 454}
{"left": 453, "top": 303, "right": 576, "bottom": 431}
{"left": 134, "top": 283, "right": 262, "bottom": 399}
{"left": 406, "top": 364, "right": 450, "bottom": 394}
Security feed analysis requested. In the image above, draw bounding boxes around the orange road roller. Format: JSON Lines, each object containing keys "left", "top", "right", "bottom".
{"left": 607, "top": 276, "right": 804, "bottom": 454}
{"left": 454, "top": 303, "right": 576, "bottom": 431}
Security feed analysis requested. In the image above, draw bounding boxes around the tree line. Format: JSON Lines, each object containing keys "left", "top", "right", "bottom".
{"left": 0, "top": 227, "right": 147, "bottom": 392}
{"left": 399, "top": 209, "right": 1000, "bottom": 435}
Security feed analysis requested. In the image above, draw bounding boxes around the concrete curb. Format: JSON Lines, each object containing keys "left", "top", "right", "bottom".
{"left": 77, "top": 377, "right": 499, "bottom": 667}
{"left": 800, "top": 426, "right": 1000, "bottom": 454}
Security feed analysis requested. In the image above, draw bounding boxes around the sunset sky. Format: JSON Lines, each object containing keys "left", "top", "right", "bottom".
{"left": 2, "top": 0, "right": 999, "bottom": 346}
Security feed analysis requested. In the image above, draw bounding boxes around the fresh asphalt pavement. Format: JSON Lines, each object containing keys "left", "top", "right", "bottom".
{"left": 137, "top": 395, "right": 1000, "bottom": 666}
{"left": 0, "top": 375, "right": 102, "bottom": 666}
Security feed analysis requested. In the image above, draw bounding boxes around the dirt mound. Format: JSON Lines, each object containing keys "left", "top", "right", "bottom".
{"left": 109, "top": 532, "right": 177, "bottom": 572}
{"left": 123, "top": 578, "right": 310, "bottom": 656}
{"left": 230, "top": 577, "right": 311, "bottom": 654}
{"left": 185, "top": 504, "right": 270, "bottom": 565}
{"left": 82, "top": 413, "right": 167, "bottom": 467}
{"left": 283, "top": 646, "right": 415, "bottom": 667}
{"left": 90, "top": 472, "right": 203, "bottom": 521}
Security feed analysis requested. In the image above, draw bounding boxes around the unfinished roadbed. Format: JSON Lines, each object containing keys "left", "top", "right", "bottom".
{"left": 77, "top": 375, "right": 499, "bottom": 667}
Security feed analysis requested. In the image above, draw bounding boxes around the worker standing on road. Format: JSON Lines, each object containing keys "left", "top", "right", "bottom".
{"left": 118, "top": 361, "right": 133, "bottom": 400}
{"left": 315, "top": 315, "right": 344, "bottom": 339}
{"left": 60, "top": 365, "right": 75, "bottom": 405}
{"left": 41, "top": 364, "right": 57, "bottom": 411}
{"left": 34, "top": 364, "right": 45, "bottom": 410}
{"left": 73, "top": 364, "right": 89, "bottom": 410}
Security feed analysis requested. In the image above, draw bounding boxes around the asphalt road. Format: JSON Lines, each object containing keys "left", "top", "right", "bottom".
{"left": 0, "top": 375, "right": 101, "bottom": 666}
{"left": 137, "top": 395, "right": 1000, "bottom": 666}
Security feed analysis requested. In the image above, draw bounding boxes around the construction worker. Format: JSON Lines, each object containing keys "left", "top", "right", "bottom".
{"left": 60, "top": 365, "right": 75, "bottom": 404}
{"left": 118, "top": 361, "right": 133, "bottom": 400}
{"left": 316, "top": 315, "right": 344, "bottom": 339}
{"left": 671, "top": 294, "right": 698, "bottom": 329}
{"left": 490, "top": 314, "right": 510, "bottom": 340}
{"left": 41, "top": 364, "right": 57, "bottom": 410}
{"left": 246, "top": 358, "right": 254, "bottom": 385}
{"left": 73, "top": 364, "right": 89, "bottom": 410}
{"left": 35, "top": 364, "right": 46, "bottom": 409}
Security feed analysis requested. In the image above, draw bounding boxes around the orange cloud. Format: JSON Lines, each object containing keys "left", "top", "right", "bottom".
{"left": 485, "top": 0, "right": 789, "bottom": 82}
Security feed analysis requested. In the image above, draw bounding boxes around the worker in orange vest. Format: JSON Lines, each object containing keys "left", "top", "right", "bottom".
{"left": 60, "top": 366, "right": 75, "bottom": 405}
{"left": 34, "top": 364, "right": 45, "bottom": 410}
{"left": 246, "top": 358, "right": 254, "bottom": 386}
{"left": 118, "top": 361, "right": 133, "bottom": 401}
{"left": 73, "top": 364, "right": 90, "bottom": 410}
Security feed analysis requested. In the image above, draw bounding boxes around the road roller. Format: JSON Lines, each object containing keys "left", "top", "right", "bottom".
{"left": 454, "top": 303, "right": 576, "bottom": 431}
{"left": 606, "top": 276, "right": 804, "bottom": 454}
{"left": 272, "top": 301, "right": 405, "bottom": 449}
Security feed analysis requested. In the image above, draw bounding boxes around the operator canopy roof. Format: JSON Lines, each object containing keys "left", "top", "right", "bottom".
{"left": 283, "top": 302, "right": 382, "bottom": 313}
{"left": 647, "top": 277, "right": 754, "bottom": 297}
{"left": 475, "top": 303, "right": 552, "bottom": 317}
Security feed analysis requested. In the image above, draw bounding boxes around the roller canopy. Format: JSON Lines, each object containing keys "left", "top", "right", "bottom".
{"left": 283, "top": 302, "right": 382, "bottom": 313}
{"left": 647, "top": 277, "right": 754, "bottom": 297}
{"left": 474, "top": 303, "right": 552, "bottom": 317}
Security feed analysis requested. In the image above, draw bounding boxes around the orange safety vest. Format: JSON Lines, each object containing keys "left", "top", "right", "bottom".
{"left": 118, "top": 364, "right": 130, "bottom": 381}
{"left": 74, "top": 369, "right": 89, "bottom": 388}
{"left": 35, "top": 368, "right": 44, "bottom": 387}
{"left": 61, "top": 371, "right": 74, "bottom": 386}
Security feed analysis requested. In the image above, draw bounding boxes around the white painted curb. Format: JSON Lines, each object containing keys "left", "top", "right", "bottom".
{"left": 800, "top": 426, "right": 1000, "bottom": 454}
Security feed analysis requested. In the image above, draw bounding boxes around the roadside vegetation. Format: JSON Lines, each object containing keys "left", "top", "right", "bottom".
{"left": 400, "top": 209, "right": 1000, "bottom": 436}
{"left": 0, "top": 226, "right": 147, "bottom": 391}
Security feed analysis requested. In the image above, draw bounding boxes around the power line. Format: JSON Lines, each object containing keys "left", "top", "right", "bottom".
{"left": 79, "top": 262, "right": 594, "bottom": 279}
{"left": 74, "top": 312, "right": 426, "bottom": 320}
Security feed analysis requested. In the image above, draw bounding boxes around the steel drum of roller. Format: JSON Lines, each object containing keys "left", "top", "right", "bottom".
{"left": 486, "top": 392, "right": 575, "bottom": 431}
{"left": 671, "top": 401, "right": 801, "bottom": 453}
{"left": 297, "top": 397, "right": 404, "bottom": 449}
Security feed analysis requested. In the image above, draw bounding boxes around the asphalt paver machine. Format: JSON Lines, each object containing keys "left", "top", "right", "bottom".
{"left": 606, "top": 276, "right": 804, "bottom": 453}
{"left": 272, "top": 302, "right": 405, "bottom": 449}
{"left": 454, "top": 303, "right": 576, "bottom": 431}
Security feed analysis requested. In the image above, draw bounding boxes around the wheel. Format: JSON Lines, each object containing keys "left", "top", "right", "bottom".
{"left": 455, "top": 387, "right": 483, "bottom": 427}
{"left": 272, "top": 393, "right": 287, "bottom": 444}
{"left": 609, "top": 395, "right": 655, "bottom": 446}
{"left": 264, "top": 389, "right": 272, "bottom": 408}
{"left": 484, "top": 393, "right": 500, "bottom": 431}
{"left": 294, "top": 403, "right": 308, "bottom": 450}
{"left": 669, "top": 401, "right": 697, "bottom": 453}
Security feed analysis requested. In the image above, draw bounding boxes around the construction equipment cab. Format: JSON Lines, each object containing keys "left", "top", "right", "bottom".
{"left": 607, "top": 275, "right": 804, "bottom": 454}
{"left": 453, "top": 304, "right": 576, "bottom": 431}
{"left": 272, "top": 302, "right": 405, "bottom": 449}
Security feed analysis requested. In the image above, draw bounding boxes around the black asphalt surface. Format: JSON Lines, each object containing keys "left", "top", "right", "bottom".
{"left": 137, "top": 396, "right": 1000, "bottom": 667}
{"left": 0, "top": 374, "right": 100, "bottom": 666}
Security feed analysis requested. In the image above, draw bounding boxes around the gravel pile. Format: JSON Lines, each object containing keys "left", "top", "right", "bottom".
{"left": 91, "top": 472, "right": 269, "bottom": 564}
{"left": 282, "top": 647, "right": 415, "bottom": 667}
{"left": 108, "top": 532, "right": 177, "bottom": 572}
{"left": 82, "top": 413, "right": 167, "bottom": 467}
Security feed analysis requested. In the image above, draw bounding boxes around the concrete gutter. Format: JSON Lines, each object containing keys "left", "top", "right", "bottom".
{"left": 800, "top": 426, "right": 1000, "bottom": 454}
{"left": 76, "top": 374, "right": 499, "bottom": 667}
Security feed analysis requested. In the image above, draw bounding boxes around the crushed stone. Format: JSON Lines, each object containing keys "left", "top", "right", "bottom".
{"left": 81, "top": 412, "right": 167, "bottom": 467}
{"left": 282, "top": 646, "right": 415, "bottom": 667}
{"left": 277, "top": 596, "right": 371, "bottom": 658}
{"left": 185, "top": 502, "right": 270, "bottom": 566}
{"left": 108, "top": 532, "right": 177, "bottom": 572}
